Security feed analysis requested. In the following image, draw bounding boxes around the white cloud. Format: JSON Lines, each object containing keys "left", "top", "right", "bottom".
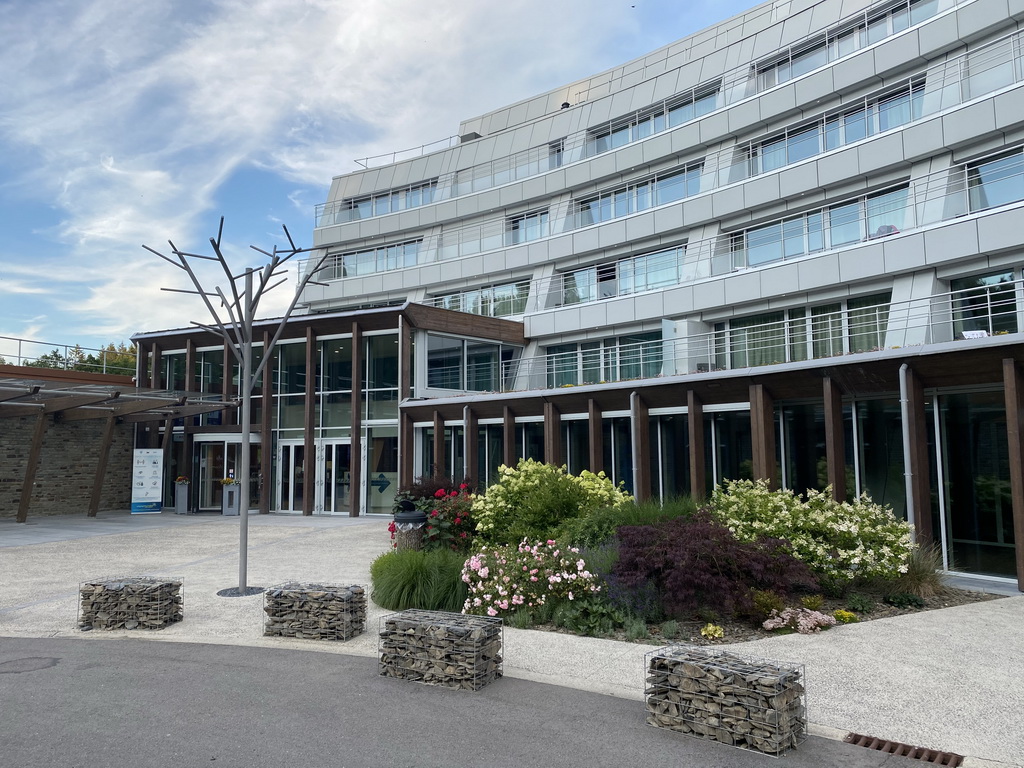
{"left": 0, "top": 0, "right": 747, "bottom": 345}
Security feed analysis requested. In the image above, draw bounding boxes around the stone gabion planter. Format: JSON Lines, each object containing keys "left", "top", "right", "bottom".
{"left": 263, "top": 582, "right": 366, "bottom": 641}
{"left": 378, "top": 609, "right": 502, "bottom": 691}
{"left": 79, "top": 577, "right": 183, "bottom": 631}
{"left": 645, "top": 645, "right": 806, "bottom": 756}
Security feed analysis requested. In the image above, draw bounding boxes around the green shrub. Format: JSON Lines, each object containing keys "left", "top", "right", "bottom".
{"left": 800, "top": 594, "right": 825, "bottom": 611}
{"left": 551, "top": 595, "right": 626, "bottom": 637}
{"left": 370, "top": 549, "right": 468, "bottom": 612}
{"left": 845, "top": 593, "right": 874, "bottom": 613}
{"left": 558, "top": 496, "right": 696, "bottom": 549}
{"left": 660, "top": 620, "right": 680, "bottom": 640}
{"left": 473, "top": 459, "right": 631, "bottom": 544}
{"left": 884, "top": 592, "right": 926, "bottom": 609}
{"left": 625, "top": 617, "right": 650, "bottom": 641}
{"left": 708, "top": 479, "right": 915, "bottom": 584}
{"left": 884, "top": 543, "right": 946, "bottom": 598}
{"left": 833, "top": 609, "right": 859, "bottom": 624}
{"left": 750, "top": 589, "right": 786, "bottom": 622}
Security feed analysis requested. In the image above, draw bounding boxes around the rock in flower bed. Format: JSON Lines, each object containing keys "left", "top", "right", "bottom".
{"left": 379, "top": 609, "right": 502, "bottom": 691}
{"left": 645, "top": 645, "right": 805, "bottom": 756}
{"left": 79, "top": 577, "right": 183, "bottom": 631}
{"left": 263, "top": 582, "right": 366, "bottom": 641}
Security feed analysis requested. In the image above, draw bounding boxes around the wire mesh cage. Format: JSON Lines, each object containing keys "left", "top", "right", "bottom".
{"left": 263, "top": 582, "right": 366, "bottom": 641}
{"left": 78, "top": 576, "right": 184, "bottom": 631}
{"left": 378, "top": 609, "right": 503, "bottom": 691}
{"left": 645, "top": 644, "right": 806, "bottom": 757}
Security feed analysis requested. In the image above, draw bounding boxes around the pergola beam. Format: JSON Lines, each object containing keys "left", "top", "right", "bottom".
{"left": 16, "top": 411, "right": 48, "bottom": 523}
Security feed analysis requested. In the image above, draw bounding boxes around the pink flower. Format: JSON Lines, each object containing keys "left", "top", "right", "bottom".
{"left": 487, "top": 607, "right": 498, "bottom": 616}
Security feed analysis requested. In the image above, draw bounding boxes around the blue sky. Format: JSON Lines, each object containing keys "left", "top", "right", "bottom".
{"left": 0, "top": 0, "right": 753, "bottom": 360}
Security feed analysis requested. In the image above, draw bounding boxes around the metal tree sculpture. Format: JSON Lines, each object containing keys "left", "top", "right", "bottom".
{"left": 144, "top": 218, "right": 329, "bottom": 594}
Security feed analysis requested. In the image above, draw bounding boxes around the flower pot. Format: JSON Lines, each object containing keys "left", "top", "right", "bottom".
{"left": 174, "top": 484, "right": 190, "bottom": 515}
{"left": 222, "top": 484, "right": 239, "bottom": 516}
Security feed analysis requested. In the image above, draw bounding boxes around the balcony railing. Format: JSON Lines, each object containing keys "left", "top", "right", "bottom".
{"left": 306, "top": 25, "right": 1024, "bottom": 285}
{"left": 316, "top": 0, "right": 969, "bottom": 227}
{"left": 0, "top": 336, "right": 138, "bottom": 377}
{"left": 478, "top": 281, "right": 1022, "bottom": 393}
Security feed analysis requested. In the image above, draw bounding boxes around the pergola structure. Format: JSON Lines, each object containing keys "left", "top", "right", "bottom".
{"left": 0, "top": 373, "right": 231, "bottom": 523}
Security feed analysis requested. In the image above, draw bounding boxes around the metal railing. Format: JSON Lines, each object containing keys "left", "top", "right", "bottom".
{"left": 353, "top": 135, "right": 460, "bottom": 169}
{"left": 316, "top": 0, "right": 969, "bottom": 227}
{"left": 0, "top": 336, "right": 138, "bottom": 377}
{"left": 304, "top": 26, "right": 1024, "bottom": 285}
{"left": 473, "top": 281, "right": 1021, "bottom": 393}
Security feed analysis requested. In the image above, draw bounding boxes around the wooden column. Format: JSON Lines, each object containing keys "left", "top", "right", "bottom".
{"left": 16, "top": 410, "right": 47, "bottom": 523}
{"left": 1003, "top": 359, "right": 1024, "bottom": 590}
{"left": 302, "top": 326, "right": 316, "bottom": 515}
{"left": 588, "top": 398, "right": 603, "bottom": 473}
{"left": 543, "top": 401, "right": 562, "bottom": 466}
{"left": 464, "top": 406, "right": 478, "bottom": 487}
{"left": 503, "top": 406, "right": 516, "bottom": 468}
{"left": 260, "top": 330, "right": 272, "bottom": 514}
{"left": 398, "top": 316, "right": 414, "bottom": 489}
{"left": 750, "top": 384, "right": 777, "bottom": 489}
{"left": 904, "top": 365, "right": 933, "bottom": 544}
{"left": 433, "top": 411, "right": 445, "bottom": 476}
{"left": 350, "top": 322, "right": 363, "bottom": 517}
{"left": 88, "top": 415, "right": 118, "bottom": 517}
{"left": 185, "top": 339, "right": 197, "bottom": 391}
{"left": 160, "top": 415, "right": 175, "bottom": 506}
{"left": 687, "top": 390, "right": 706, "bottom": 500}
{"left": 823, "top": 376, "right": 847, "bottom": 502}
{"left": 149, "top": 342, "right": 160, "bottom": 389}
{"left": 631, "top": 392, "right": 651, "bottom": 502}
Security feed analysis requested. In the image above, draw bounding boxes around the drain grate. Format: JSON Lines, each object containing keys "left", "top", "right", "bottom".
{"left": 843, "top": 733, "right": 964, "bottom": 766}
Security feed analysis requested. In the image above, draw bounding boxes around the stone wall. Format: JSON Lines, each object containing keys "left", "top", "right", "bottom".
{"left": 0, "top": 414, "right": 134, "bottom": 518}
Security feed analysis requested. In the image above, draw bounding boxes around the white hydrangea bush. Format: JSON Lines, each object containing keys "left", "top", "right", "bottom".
{"left": 708, "top": 479, "right": 915, "bottom": 583}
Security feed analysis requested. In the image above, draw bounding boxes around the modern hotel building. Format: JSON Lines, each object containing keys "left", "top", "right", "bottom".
{"left": 135, "top": 0, "right": 1024, "bottom": 590}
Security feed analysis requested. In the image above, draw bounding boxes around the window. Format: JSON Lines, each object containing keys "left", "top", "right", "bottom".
{"left": 576, "top": 165, "right": 702, "bottom": 228}
{"left": 951, "top": 272, "right": 1018, "bottom": 337}
{"left": 714, "top": 294, "right": 891, "bottom": 369}
{"left": 425, "top": 335, "right": 523, "bottom": 392}
{"left": 545, "top": 333, "right": 662, "bottom": 387}
{"left": 667, "top": 88, "right": 719, "bottom": 127}
{"left": 586, "top": 86, "right": 721, "bottom": 156}
{"left": 561, "top": 246, "right": 686, "bottom": 305}
{"left": 505, "top": 209, "right": 549, "bottom": 245}
{"left": 331, "top": 240, "right": 421, "bottom": 278}
{"left": 433, "top": 281, "right": 530, "bottom": 318}
{"left": 337, "top": 180, "right": 437, "bottom": 223}
{"left": 967, "top": 150, "right": 1024, "bottom": 212}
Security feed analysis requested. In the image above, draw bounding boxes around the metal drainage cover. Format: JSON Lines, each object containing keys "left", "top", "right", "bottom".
{"left": 843, "top": 733, "right": 964, "bottom": 766}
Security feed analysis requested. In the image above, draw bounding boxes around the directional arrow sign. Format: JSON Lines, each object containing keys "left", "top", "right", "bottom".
{"left": 371, "top": 473, "right": 391, "bottom": 493}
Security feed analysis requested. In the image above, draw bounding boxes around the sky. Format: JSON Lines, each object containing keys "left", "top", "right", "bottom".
{"left": 0, "top": 0, "right": 754, "bottom": 361}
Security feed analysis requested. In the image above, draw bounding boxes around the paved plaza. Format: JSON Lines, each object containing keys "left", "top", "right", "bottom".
{"left": 1, "top": 511, "right": 1021, "bottom": 767}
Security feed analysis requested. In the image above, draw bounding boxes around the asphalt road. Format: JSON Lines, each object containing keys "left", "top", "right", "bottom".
{"left": 0, "top": 637, "right": 920, "bottom": 768}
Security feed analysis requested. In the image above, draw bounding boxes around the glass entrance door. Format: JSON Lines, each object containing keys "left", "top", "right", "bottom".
{"left": 316, "top": 441, "right": 352, "bottom": 515}
{"left": 197, "top": 442, "right": 232, "bottom": 510}
{"left": 277, "top": 442, "right": 305, "bottom": 514}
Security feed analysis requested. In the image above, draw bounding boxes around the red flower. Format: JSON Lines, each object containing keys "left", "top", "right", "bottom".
{"left": 434, "top": 489, "right": 446, "bottom": 498}
{"left": 454, "top": 518, "right": 461, "bottom": 525}
{"left": 430, "top": 510, "right": 439, "bottom": 517}
{"left": 460, "top": 532, "right": 468, "bottom": 538}
{"left": 449, "top": 490, "right": 458, "bottom": 497}
{"left": 387, "top": 521, "right": 396, "bottom": 533}
{"left": 459, "top": 483, "right": 469, "bottom": 490}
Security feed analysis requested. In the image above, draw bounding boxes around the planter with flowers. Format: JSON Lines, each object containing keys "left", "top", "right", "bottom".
{"left": 174, "top": 476, "right": 190, "bottom": 515}
{"left": 220, "top": 477, "right": 239, "bottom": 516}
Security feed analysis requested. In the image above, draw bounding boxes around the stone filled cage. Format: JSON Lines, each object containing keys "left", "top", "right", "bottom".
{"left": 263, "top": 582, "right": 367, "bottom": 641}
{"left": 78, "top": 576, "right": 184, "bottom": 631}
{"left": 378, "top": 609, "right": 503, "bottom": 691}
{"left": 645, "top": 645, "right": 806, "bottom": 757}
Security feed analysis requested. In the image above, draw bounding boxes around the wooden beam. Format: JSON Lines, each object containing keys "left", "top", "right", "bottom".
{"left": 16, "top": 411, "right": 48, "bottom": 523}
{"left": 0, "top": 403, "right": 45, "bottom": 419}
{"left": 221, "top": 339, "right": 233, "bottom": 426}
{"left": 588, "top": 398, "right": 603, "bottom": 474}
{"left": 0, "top": 385, "right": 39, "bottom": 403}
{"left": 118, "top": 402, "right": 232, "bottom": 423}
{"left": 823, "top": 376, "right": 847, "bottom": 502}
{"left": 350, "top": 322, "right": 363, "bottom": 517}
{"left": 398, "top": 316, "right": 414, "bottom": 491}
{"left": 1003, "top": 359, "right": 1024, "bottom": 590}
{"left": 399, "top": 412, "right": 414, "bottom": 489}
{"left": 433, "top": 411, "right": 445, "bottom": 476}
{"left": 88, "top": 415, "right": 118, "bottom": 517}
{"left": 904, "top": 365, "right": 933, "bottom": 545}
{"left": 398, "top": 315, "right": 412, "bottom": 401}
{"left": 750, "top": 384, "right": 777, "bottom": 488}
{"left": 260, "top": 329, "right": 272, "bottom": 514}
{"left": 184, "top": 338, "right": 197, "bottom": 392}
{"left": 464, "top": 406, "right": 478, "bottom": 487}
{"left": 543, "top": 401, "right": 562, "bottom": 466}
{"left": 59, "top": 397, "right": 187, "bottom": 422}
{"left": 44, "top": 392, "right": 120, "bottom": 413}
{"left": 631, "top": 392, "right": 651, "bottom": 502}
{"left": 149, "top": 342, "right": 161, "bottom": 390}
{"left": 503, "top": 406, "right": 516, "bottom": 468}
{"left": 688, "top": 390, "right": 706, "bottom": 500}
{"left": 303, "top": 326, "right": 316, "bottom": 515}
